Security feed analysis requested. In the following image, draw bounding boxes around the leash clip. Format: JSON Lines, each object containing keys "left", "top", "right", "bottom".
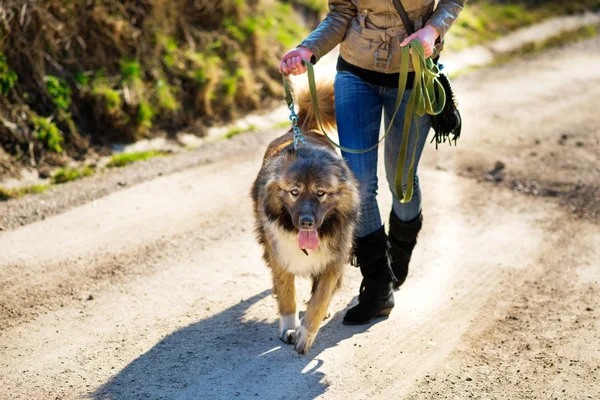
{"left": 288, "top": 101, "right": 306, "bottom": 149}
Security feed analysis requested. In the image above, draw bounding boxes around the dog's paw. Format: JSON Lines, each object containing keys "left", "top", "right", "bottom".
{"left": 294, "top": 326, "right": 316, "bottom": 355}
{"left": 279, "top": 313, "right": 300, "bottom": 345}
{"left": 281, "top": 329, "right": 296, "bottom": 344}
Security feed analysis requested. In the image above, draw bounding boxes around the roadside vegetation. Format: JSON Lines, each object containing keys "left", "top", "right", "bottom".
{"left": 0, "top": 0, "right": 598, "bottom": 195}
{"left": 107, "top": 151, "right": 167, "bottom": 168}
{"left": 0, "top": 0, "right": 319, "bottom": 179}
{"left": 448, "top": 0, "right": 600, "bottom": 50}
{"left": 0, "top": 184, "right": 49, "bottom": 201}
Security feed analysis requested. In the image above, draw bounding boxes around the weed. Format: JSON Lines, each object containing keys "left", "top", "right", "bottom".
{"left": 46, "top": 75, "right": 72, "bottom": 111}
{"left": 0, "top": 52, "right": 17, "bottom": 96}
{"left": 136, "top": 101, "right": 154, "bottom": 129}
{"left": 32, "top": 116, "right": 63, "bottom": 153}
{"left": 493, "top": 24, "right": 598, "bottom": 65}
{"left": 51, "top": 166, "right": 94, "bottom": 184}
{"left": 0, "top": 184, "right": 49, "bottom": 200}
{"left": 447, "top": 1, "right": 600, "bottom": 51}
{"left": 451, "top": 24, "right": 599, "bottom": 77}
{"left": 293, "top": 0, "right": 328, "bottom": 14}
{"left": 120, "top": 60, "right": 142, "bottom": 82}
{"left": 74, "top": 72, "right": 90, "bottom": 86}
{"left": 154, "top": 79, "right": 179, "bottom": 112}
{"left": 272, "top": 120, "right": 290, "bottom": 129}
{"left": 92, "top": 85, "right": 121, "bottom": 114}
{"left": 225, "top": 124, "right": 256, "bottom": 139}
{"left": 107, "top": 151, "right": 165, "bottom": 168}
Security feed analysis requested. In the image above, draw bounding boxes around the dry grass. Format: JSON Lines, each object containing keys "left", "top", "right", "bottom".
{"left": 0, "top": 0, "right": 314, "bottom": 176}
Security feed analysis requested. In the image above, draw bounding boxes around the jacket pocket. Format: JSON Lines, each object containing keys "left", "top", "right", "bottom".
{"left": 339, "top": 22, "right": 379, "bottom": 67}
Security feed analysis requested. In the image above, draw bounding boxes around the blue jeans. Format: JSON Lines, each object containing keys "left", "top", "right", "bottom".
{"left": 334, "top": 71, "right": 431, "bottom": 238}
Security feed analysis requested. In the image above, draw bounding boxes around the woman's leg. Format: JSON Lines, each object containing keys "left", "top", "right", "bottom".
{"left": 335, "top": 72, "right": 396, "bottom": 325}
{"left": 382, "top": 89, "right": 431, "bottom": 222}
{"left": 382, "top": 87, "right": 430, "bottom": 288}
{"left": 334, "top": 71, "right": 384, "bottom": 238}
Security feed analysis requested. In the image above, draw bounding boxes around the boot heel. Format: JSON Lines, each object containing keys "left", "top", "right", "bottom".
{"left": 377, "top": 308, "right": 393, "bottom": 317}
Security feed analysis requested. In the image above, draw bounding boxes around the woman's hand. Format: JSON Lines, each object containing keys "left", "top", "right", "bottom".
{"left": 400, "top": 25, "right": 440, "bottom": 58}
{"left": 280, "top": 46, "right": 314, "bottom": 76}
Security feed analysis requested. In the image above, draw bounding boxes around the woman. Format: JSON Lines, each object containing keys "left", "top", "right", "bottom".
{"left": 280, "top": 0, "right": 465, "bottom": 325}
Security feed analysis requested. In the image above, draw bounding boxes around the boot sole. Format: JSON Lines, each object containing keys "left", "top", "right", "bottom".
{"left": 342, "top": 307, "right": 393, "bottom": 325}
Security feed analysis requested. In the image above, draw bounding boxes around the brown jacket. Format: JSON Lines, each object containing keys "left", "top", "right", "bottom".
{"left": 299, "top": 0, "right": 465, "bottom": 73}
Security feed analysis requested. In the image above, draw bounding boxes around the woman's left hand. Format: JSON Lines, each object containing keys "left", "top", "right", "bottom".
{"left": 400, "top": 25, "right": 440, "bottom": 58}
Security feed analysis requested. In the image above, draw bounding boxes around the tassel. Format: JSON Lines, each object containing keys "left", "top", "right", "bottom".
{"left": 431, "top": 73, "right": 462, "bottom": 149}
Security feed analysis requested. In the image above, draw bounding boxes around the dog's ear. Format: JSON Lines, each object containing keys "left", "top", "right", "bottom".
{"left": 263, "top": 179, "right": 284, "bottom": 220}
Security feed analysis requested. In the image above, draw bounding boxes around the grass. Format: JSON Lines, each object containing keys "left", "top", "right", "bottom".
{"left": 107, "top": 150, "right": 166, "bottom": 168}
{"left": 0, "top": 52, "right": 17, "bottom": 96}
{"left": 51, "top": 166, "right": 95, "bottom": 184}
{"left": 32, "top": 116, "right": 63, "bottom": 153}
{"left": 494, "top": 24, "right": 599, "bottom": 64}
{"left": 450, "top": 24, "right": 599, "bottom": 78}
{"left": 2, "top": 150, "right": 170, "bottom": 201}
{"left": 225, "top": 124, "right": 256, "bottom": 139}
{"left": 0, "top": 184, "right": 49, "bottom": 200}
{"left": 272, "top": 120, "right": 291, "bottom": 129}
{"left": 447, "top": 0, "right": 600, "bottom": 51}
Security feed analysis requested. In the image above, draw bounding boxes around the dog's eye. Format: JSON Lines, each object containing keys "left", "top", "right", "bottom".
{"left": 316, "top": 190, "right": 326, "bottom": 197}
{"left": 290, "top": 189, "right": 299, "bottom": 196}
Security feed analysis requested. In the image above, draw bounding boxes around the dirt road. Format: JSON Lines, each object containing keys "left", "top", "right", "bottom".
{"left": 1, "top": 37, "right": 599, "bottom": 399}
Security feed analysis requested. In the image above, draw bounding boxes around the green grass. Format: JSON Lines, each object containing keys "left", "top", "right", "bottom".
{"left": 496, "top": 24, "right": 598, "bottom": 63}
{"left": 45, "top": 75, "right": 72, "bottom": 111}
{"left": 272, "top": 120, "right": 291, "bottom": 129}
{"left": 51, "top": 166, "right": 95, "bottom": 184}
{"left": 225, "top": 124, "right": 256, "bottom": 139}
{"left": 107, "top": 150, "right": 165, "bottom": 168}
{"left": 451, "top": 24, "right": 599, "bottom": 78}
{"left": 154, "top": 79, "right": 179, "bottom": 112}
{"left": 0, "top": 52, "right": 17, "bottom": 96}
{"left": 292, "top": 0, "right": 328, "bottom": 14}
{"left": 447, "top": 1, "right": 600, "bottom": 51}
{"left": 0, "top": 184, "right": 49, "bottom": 200}
{"left": 92, "top": 85, "right": 121, "bottom": 114}
{"left": 32, "top": 116, "right": 63, "bottom": 153}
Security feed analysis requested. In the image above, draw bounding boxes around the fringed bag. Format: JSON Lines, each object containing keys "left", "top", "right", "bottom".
{"left": 392, "top": 0, "right": 462, "bottom": 148}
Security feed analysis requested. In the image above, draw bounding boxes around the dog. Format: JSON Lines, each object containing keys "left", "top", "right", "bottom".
{"left": 251, "top": 79, "right": 360, "bottom": 354}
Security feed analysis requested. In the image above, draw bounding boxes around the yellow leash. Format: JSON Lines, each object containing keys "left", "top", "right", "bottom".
{"left": 282, "top": 39, "right": 446, "bottom": 203}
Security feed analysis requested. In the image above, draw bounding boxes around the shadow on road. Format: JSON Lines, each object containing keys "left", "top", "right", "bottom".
{"left": 92, "top": 289, "right": 373, "bottom": 399}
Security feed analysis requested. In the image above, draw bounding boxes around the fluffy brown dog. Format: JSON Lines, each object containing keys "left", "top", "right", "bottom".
{"left": 251, "top": 79, "right": 360, "bottom": 354}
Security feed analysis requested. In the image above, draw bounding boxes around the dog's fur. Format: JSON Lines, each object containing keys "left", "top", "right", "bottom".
{"left": 251, "top": 80, "right": 360, "bottom": 354}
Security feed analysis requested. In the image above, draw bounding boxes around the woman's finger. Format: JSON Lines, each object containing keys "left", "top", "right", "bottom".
{"left": 400, "top": 33, "right": 416, "bottom": 47}
{"left": 293, "top": 56, "right": 302, "bottom": 70}
{"left": 286, "top": 58, "right": 295, "bottom": 73}
{"left": 291, "top": 58, "right": 301, "bottom": 75}
{"left": 280, "top": 61, "right": 290, "bottom": 75}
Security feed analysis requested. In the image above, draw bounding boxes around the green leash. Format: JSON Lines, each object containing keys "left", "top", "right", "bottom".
{"left": 282, "top": 39, "right": 446, "bottom": 203}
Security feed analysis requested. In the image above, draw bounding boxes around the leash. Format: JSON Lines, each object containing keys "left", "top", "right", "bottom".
{"left": 281, "top": 39, "right": 446, "bottom": 203}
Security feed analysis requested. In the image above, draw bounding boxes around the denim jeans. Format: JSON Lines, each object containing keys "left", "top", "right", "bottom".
{"left": 334, "top": 70, "right": 431, "bottom": 238}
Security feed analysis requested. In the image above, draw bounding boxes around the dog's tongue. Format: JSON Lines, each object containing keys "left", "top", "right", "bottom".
{"left": 298, "top": 230, "right": 319, "bottom": 251}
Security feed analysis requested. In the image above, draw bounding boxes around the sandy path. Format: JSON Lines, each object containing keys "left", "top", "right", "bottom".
{"left": 0, "top": 37, "right": 599, "bottom": 399}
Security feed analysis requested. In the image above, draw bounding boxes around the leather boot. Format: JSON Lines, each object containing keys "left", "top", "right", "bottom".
{"left": 343, "top": 226, "right": 395, "bottom": 325}
{"left": 388, "top": 211, "right": 423, "bottom": 289}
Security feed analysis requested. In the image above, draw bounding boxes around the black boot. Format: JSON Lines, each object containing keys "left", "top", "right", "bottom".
{"left": 388, "top": 211, "right": 423, "bottom": 289}
{"left": 343, "top": 226, "right": 395, "bottom": 325}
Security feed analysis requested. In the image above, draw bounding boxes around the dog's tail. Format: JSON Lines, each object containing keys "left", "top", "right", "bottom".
{"left": 295, "top": 78, "right": 336, "bottom": 134}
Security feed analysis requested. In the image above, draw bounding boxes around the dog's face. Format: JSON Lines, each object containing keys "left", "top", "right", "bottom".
{"left": 263, "top": 146, "right": 360, "bottom": 250}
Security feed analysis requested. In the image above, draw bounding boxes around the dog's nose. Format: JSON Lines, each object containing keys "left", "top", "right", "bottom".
{"left": 299, "top": 215, "right": 315, "bottom": 229}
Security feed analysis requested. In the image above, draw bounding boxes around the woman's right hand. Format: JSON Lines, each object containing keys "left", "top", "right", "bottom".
{"left": 280, "top": 46, "right": 314, "bottom": 76}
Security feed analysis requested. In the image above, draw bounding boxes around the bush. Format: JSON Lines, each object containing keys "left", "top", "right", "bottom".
{"left": 33, "top": 117, "right": 63, "bottom": 153}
